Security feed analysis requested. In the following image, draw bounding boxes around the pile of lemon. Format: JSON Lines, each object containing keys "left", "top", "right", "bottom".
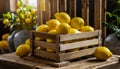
{"left": 36, "top": 12, "right": 94, "bottom": 36}
{"left": 35, "top": 12, "right": 94, "bottom": 52}
{"left": 0, "top": 33, "right": 9, "bottom": 49}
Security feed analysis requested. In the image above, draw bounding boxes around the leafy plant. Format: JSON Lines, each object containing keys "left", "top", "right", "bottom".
{"left": 1, "top": 0, "right": 37, "bottom": 33}
{"left": 103, "top": 0, "right": 120, "bottom": 40}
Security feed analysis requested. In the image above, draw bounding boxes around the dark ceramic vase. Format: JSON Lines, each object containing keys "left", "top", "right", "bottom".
{"left": 7, "top": 31, "right": 18, "bottom": 52}
{"left": 13, "top": 30, "right": 30, "bottom": 49}
{"left": 104, "top": 33, "right": 120, "bottom": 55}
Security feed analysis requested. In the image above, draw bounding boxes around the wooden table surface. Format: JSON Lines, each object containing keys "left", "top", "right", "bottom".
{"left": 0, "top": 53, "right": 120, "bottom": 69}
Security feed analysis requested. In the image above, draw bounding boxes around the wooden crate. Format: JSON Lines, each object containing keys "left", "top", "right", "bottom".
{"left": 30, "top": 30, "right": 101, "bottom": 62}
{"left": 30, "top": 0, "right": 106, "bottom": 67}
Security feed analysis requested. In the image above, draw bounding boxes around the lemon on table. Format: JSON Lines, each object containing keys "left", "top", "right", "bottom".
{"left": 46, "top": 19, "right": 60, "bottom": 30}
{"left": 93, "top": 46, "right": 112, "bottom": 60}
{"left": 16, "top": 44, "right": 30, "bottom": 58}
{"left": 36, "top": 24, "right": 48, "bottom": 32}
{"left": 55, "top": 12, "right": 71, "bottom": 23}
{"left": 81, "top": 26, "right": 94, "bottom": 32}
{"left": 70, "top": 17, "right": 85, "bottom": 30}
{"left": 56, "top": 23, "right": 71, "bottom": 34}
{"left": 2, "top": 33, "right": 9, "bottom": 40}
{"left": 0, "top": 40, "right": 8, "bottom": 49}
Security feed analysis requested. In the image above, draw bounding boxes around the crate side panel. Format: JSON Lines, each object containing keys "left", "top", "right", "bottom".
{"left": 59, "top": 47, "right": 96, "bottom": 61}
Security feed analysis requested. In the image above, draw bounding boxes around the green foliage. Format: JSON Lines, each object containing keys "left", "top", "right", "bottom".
{"left": 104, "top": 0, "right": 120, "bottom": 40}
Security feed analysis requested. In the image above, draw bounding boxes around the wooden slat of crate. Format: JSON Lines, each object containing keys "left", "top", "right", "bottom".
{"left": 60, "top": 38, "right": 99, "bottom": 51}
{"left": 60, "top": 30, "right": 100, "bottom": 41}
{"left": 34, "top": 47, "right": 96, "bottom": 62}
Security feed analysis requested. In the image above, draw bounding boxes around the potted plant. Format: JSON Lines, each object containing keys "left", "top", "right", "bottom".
{"left": 1, "top": 0, "right": 37, "bottom": 52}
{"left": 104, "top": 0, "right": 120, "bottom": 55}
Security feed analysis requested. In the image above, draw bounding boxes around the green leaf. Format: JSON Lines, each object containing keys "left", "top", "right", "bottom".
{"left": 106, "top": 12, "right": 112, "bottom": 17}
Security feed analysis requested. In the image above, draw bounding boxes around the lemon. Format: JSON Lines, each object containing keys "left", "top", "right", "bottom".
{"left": 70, "top": 17, "right": 85, "bottom": 30}
{"left": 93, "top": 46, "right": 112, "bottom": 60}
{"left": 16, "top": 44, "right": 30, "bottom": 58}
{"left": 0, "top": 40, "right": 8, "bottom": 49}
{"left": 7, "top": 13, "right": 11, "bottom": 19}
{"left": 25, "top": 39, "right": 30, "bottom": 45}
{"left": 17, "top": 1, "right": 22, "bottom": 8}
{"left": 46, "top": 19, "right": 60, "bottom": 30}
{"left": 36, "top": 24, "right": 48, "bottom": 32}
{"left": 69, "top": 28, "right": 81, "bottom": 34}
{"left": 56, "top": 23, "right": 71, "bottom": 34}
{"left": 26, "top": 11, "right": 31, "bottom": 17}
{"left": 16, "top": 9, "right": 20, "bottom": 14}
{"left": 3, "top": 19, "right": 9, "bottom": 24}
{"left": 55, "top": 12, "right": 71, "bottom": 23}
{"left": 35, "top": 37, "right": 45, "bottom": 41}
{"left": 25, "top": 18, "right": 31, "bottom": 24}
{"left": 16, "top": 17, "right": 20, "bottom": 23}
{"left": 46, "top": 49, "right": 55, "bottom": 53}
{"left": 81, "top": 26, "right": 94, "bottom": 32}
{"left": 2, "top": 33, "right": 9, "bottom": 40}
{"left": 46, "top": 30, "right": 57, "bottom": 43}
{"left": 31, "top": 9, "right": 36, "bottom": 16}
{"left": 20, "top": 13, "right": 25, "bottom": 19}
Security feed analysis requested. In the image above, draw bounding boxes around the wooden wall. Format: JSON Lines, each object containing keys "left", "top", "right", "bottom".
{"left": 0, "top": 0, "right": 10, "bottom": 40}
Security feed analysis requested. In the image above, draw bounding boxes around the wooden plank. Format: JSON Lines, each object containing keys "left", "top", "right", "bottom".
{"left": 60, "top": 30, "right": 100, "bottom": 41}
{"left": 81, "top": 0, "right": 89, "bottom": 25}
{"left": 59, "top": 0, "right": 67, "bottom": 12}
{"left": 34, "top": 50, "right": 59, "bottom": 61}
{"left": 50, "top": 0, "right": 59, "bottom": 18}
{"left": 94, "top": 0, "right": 102, "bottom": 30}
{"left": 59, "top": 47, "right": 96, "bottom": 61}
{"left": 34, "top": 41, "right": 57, "bottom": 50}
{"left": 37, "top": 0, "right": 43, "bottom": 25}
{"left": 60, "top": 39, "right": 99, "bottom": 51}
{"left": 69, "top": 0, "right": 76, "bottom": 18}
{"left": 0, "top": 53, "right": 119, "bottom": 69}
{"left": 30, "top": 31, "right": 35, "bottom": 56}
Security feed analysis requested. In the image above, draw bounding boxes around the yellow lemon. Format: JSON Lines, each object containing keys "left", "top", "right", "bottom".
{"left": 16, "top": 9, "right": 20, "bottom": 14}
{"left": 16, "top": 17, "right": 20, "bottom": 23}
{"left": 46, "top": 49, "right": 55, "bottom": 53}
{"left": 70, "top": 17, "right": 85, "bottom": 30}
{"left": 20, "top": 13, "right": 25, "bottom": 19}
{"left": 69, "top": 28, "right": 81, "bottom": 34}
{"left": 7, "top": 13, "right": 11, "bottom": 19}
{"left": 25, "top": 39, "right": 30, "bottom": 45}
{"left": 46, "top": 30, "right": 57, "bottom": 43}
{"left": 25, "top": 18, "right": 31, "bottom": 24}
{"left": 15, "top": 44, "right": 30, "bottom": 58}
{"left": 17, "top": 1, "right": 22, "bottom": 8}
{"left": 26, "top": 11, "right": 31, "bottom": 17}
{"left": 3, "top": 19, "right": 9, "bottom": 24}
{"left": 56, "top": 23, "right": 71, "bottom": 34}
{"left": 81, "top": 26, "right": 94, "bottom": 32}
{"left": 93, "top": 46, "right": 112, "bottom": 60}
{"left": 36, "top": 24, "right": 48, "bottom": 32}
{"left": 46, "top": 19, "right": 60, "bottom": 30}
{"left": 2, "top": 33, "right": 9, "bottom": 40}
{"left": 0, "top": 40, "right": 8, "bottom": 49}
{"left": 31, "top": 9, "right": 36, "bottom": 16}
{"left": 55, "top": 12, "right": 71, "bottom": 23}
{"left": 35, "top": 37, "right": 45, "bottom": 41}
